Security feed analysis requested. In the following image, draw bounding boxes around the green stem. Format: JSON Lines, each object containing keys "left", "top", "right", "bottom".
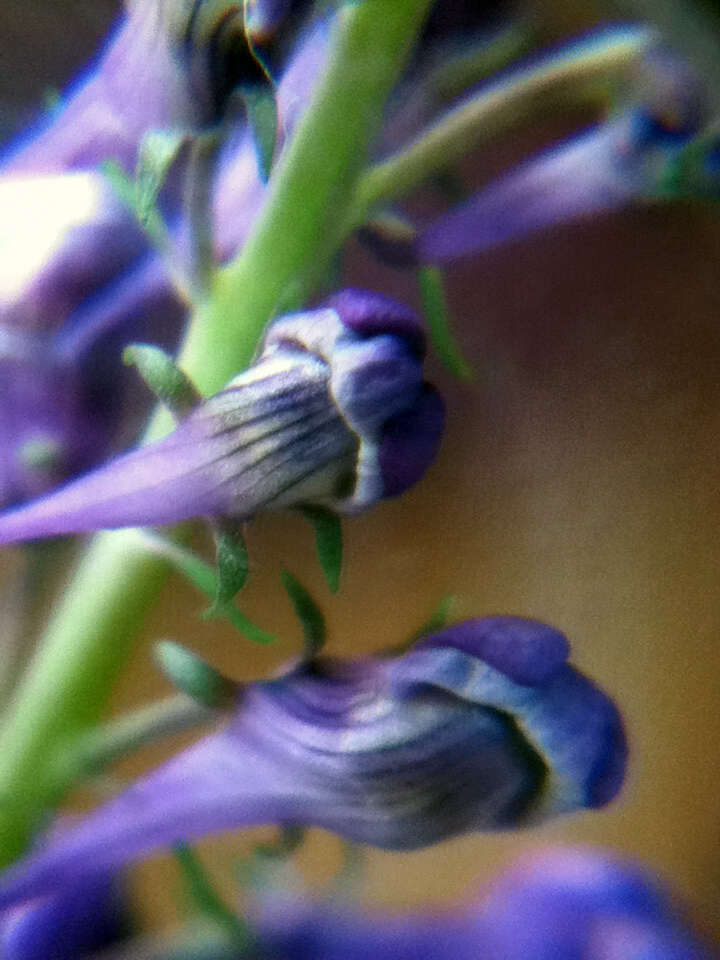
{"left": 351, "top": 25, "right": 653, "bottom": 219}
{"left": 180, "top": 0, "right": 434, "bottom": 394}
{"left": 55, "top": 693, "right": 213, "bottom": 786}
{"left": 0, "top": 0, "right": 433, "bottom": 867}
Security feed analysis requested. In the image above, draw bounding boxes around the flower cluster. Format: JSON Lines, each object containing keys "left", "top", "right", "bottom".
{"left": 0, "top": 0, "right": 717, "bottom": 957}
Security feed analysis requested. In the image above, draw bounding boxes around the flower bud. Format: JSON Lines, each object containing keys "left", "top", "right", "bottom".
{"left": 0, "top": 617, "right": 624, "bottom": 907}
{"left": 0, "top": 289, "right": 443, "bottom": 545}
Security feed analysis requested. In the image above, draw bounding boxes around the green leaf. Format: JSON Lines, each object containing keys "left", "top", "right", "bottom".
{"left": 242, "top": 84, "right": 278, "bottom": 183}
{"left": 100, "top": 157, "right": 168, "bottom": 249}
{"left": 173, "top": 843, "right": 253, "bottom": 948}
{"left": 140, "top": 533, "right": 277, "bottom": 644}
{"left": 123, "top": 343, "right": 201, "bottom": 419}
{"left": 298, "top": 506, "right": 343, "bottom": 593}
{"left": 203, "top": 523, "right": 250, "bottom": 619}
{"left": 409, "top": 594, "right": 456, "bottom": 642}
{"left": 155, "top": 641, "right": 236, "bottom": 708}
{"left": 417, "top": 266, "right": 473, "bottom": 380}
{"left": 135, "top": 129, "right": 186, "bottom": 226}
{"left": 281, "top": 568, "right": 326, "bottom": 658}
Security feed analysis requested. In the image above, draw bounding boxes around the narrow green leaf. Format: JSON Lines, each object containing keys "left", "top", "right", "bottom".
{"left": 135, "top": 129, "right": 186, "bottom": 225}
{"left": 154, "top": 641, "right": 236, "bottom": 708}
{"left": 409, "top": 594, "right": 456, "bottom": 642}
{"left": 417, "top": 266, "right": 473, "bottom": 380}
{"left": 100, "top": 157, "right": 168, "bottom": 249}
{"left": 203, "top": 523, "right": 250, "bottom": 619}
{"left": 298, "top": 506, "right": 343, "bottom": 593}
{"left": 242, "top": 84, "right": 278, "bottom": 183}
{"left": 281, "top": 568, "right": 326, "bottom": 658}
{"left": 140, "top": 533, "right": 277, "bottom": 644}
{"left": 173, "top": 843, "right": 252, "bottom": 948}
{"left": 123, "top": 343, "right": 201, "bottom": 418}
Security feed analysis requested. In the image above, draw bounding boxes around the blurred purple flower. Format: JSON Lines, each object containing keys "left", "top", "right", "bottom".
{"left": 1, "top": 872, "right": 127, "bottom": 960}
{"left": 0, "top": 12, "right": 331, "bottom": 507}
{"left": 0, "top": 616, "right": 624, "bottom": 907}
{"left": 416, "top": 50, "right": 712, "bottom": 264}
{"left": 256, "top": 847, "right": 713, "bottom": 960}
{"left": 4, "top": 1, "right": 204, "bottom": 174}
{"left": 0, "top": 289, "right": 443, "bottom": 543}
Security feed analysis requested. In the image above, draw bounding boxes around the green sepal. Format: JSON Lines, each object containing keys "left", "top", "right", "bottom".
{"left": 173, "top": 843, "right": 254, "bottom": 948}
{"left": 281, "top": 568, "right": 326, "bottom": 658}
{"left": 203, "top": 522, "right": 250, "bottom": 619}
{"left": 409, "top": 593, "right": 456, "bottom": 642}
{"left": 136, "top": 129, "right": 186, "bottom": 219}
{"left": 235, "top": 825, "right": 304, "bottom": 890}
{"left": 298, "top": 506, "right": 343, "bottom": 594}
{"left": 141, "top": 533, "right": 277, "bottom": 644}
{"left": 241, "top": 83, "right": 278, "bottom": 183}
{"left": 100, "top": 158, "right": 168, "bottom": 249}
{"left": 154, "top": 640, "right": 237, "bottom": 708}
{"left": 417, "top": 266, "right": 473, "bottom": 380}
{"left": 123, "top": 343, "right": 201, "bottom": 419}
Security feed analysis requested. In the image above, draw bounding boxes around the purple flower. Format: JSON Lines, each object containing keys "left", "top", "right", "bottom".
{"left": 0, "top": 616, "right": 624, "bottom": 907}
{"left": 255, "top": 847, "right": 713, "bottom": 960}
{"left": 4, "top": 1, "right": 204, "bottom": 174}
{"left": 0, "top": 169, "right": 182, "bottom": 506}
{"left": 0, "top": 290, "right": 443, "bottom": 543}
{"left": 412, "top": 50, "right": 712, "bottom": 265}
{"left": 1, "top": 872, "right": 127, "bottom": 960}
{"left": 0, "top": 14, "right": 332, "bottom": 507}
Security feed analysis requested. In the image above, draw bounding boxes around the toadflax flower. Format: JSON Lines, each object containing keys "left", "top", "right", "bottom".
{"left": 255, "top": 847, "right": 713, "bottom": 960}
{"left": 0, "top": 289, "right": 444, "bottom": 543}
{"left": 0, "top": 616, "right": 625, "bottom": 907}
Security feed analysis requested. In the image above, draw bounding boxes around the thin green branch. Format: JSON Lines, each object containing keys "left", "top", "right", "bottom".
{"left": 351, "top": 25, "right": 654, "bottom": 219}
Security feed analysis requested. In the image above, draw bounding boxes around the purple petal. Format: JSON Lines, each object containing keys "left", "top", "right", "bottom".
{"left": 323, "top": 288, "right": 426, "bottom": 359}
{"left": 4, "top": 5, "right": 202, "bottom": 174}
{"left": 1, "top": 873, "right": 127, "bottom": 960}
{"left": 415, "top": 616, "right": 569, "bottom": 685}
{"left": 378, "top": 385, "right": 445, "bottom": 497}
{"left": 418, "top": 125, "right": 634, "bottom": 265}
{"left": 256, "top": 847, "right": 713, "bottom": 960}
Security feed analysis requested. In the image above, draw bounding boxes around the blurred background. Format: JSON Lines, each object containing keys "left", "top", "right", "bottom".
{"left": 1, "top": 0, "right": 720, "bottom": 946}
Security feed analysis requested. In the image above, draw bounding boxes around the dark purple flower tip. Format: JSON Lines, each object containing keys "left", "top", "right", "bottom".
{"left": 415, "top": 616, "right": 570, "bottom": 686}
{"left": 0, "top": 292, "right": 441, "bottom": 544}
{"left": 392, "top": 626, "right": 627, "bottom": 820}
{"left": 378, "top": 385, "right": 444, "bottom": 497}
{"left": 1, "top": 873, "right": 128, "bottom": 960}
{"left": 0, "top": 620, "right": 624, "bottom": 908}
{"left": 322, "top": 288, "right": 426, "bottom": 359}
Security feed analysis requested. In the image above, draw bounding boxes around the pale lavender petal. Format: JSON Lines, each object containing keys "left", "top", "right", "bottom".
{"left": 418, "top": 124, "right": 635, "bottom": 265}
{"left": 0, "top": 620, "right": 625, "bottom": 908}
{"left": 4, "top": 4, "right": 202, "bottom": 174}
